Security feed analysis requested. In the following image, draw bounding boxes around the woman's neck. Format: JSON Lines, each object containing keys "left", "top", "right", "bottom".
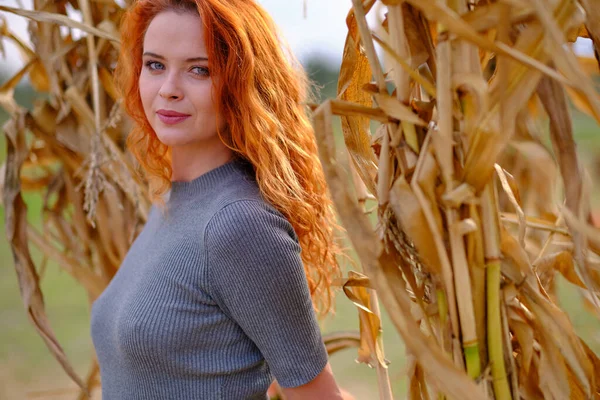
{"left": 170, "top": 140, "right": 234, "bottom": 183}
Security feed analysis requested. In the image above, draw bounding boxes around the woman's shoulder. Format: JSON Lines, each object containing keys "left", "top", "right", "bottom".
{"left": 206, "top": 181, "right": 279, "bottom": 222}
{"left": 206, "top": 198, "right": 298, "bottom": 248}
{"left": 210, "top": 198, "right": 290, "bottom": 233}
{"left": 205, "top": 160, "right": 287, "bottom": 226}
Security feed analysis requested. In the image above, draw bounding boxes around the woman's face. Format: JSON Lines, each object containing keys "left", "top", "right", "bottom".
{"left": 139, "top": 10, "right": 226, "bottom": 150}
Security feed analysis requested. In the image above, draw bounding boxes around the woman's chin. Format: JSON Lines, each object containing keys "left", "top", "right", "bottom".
{"left": 154, "top": 131, "right": 191, "bottom": 147}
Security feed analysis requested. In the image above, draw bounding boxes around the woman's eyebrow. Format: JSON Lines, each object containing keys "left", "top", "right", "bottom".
{"left": 142, "top": 52, "right": 208, "bottom": 62}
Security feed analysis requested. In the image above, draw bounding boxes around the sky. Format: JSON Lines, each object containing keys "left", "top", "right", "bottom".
{"left": 0, "top": 0, "right": 594, "bottom": 75}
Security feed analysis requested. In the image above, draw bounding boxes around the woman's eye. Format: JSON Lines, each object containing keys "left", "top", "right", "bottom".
{"left": 145, "top": 61, "right": 164, "bottom": 71}
{"left": 190, "top": 66, "right": 209, "bottom": 77}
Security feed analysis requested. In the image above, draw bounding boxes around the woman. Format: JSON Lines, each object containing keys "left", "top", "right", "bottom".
{"left": 90, "top": 0, "right": 351, "bottom": 399}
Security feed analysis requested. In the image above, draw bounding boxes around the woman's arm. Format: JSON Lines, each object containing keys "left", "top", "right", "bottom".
{"left": 207, "top": 202, "right": 354, "bottom": 398}
{"left": 279, "top": 362, "right": 354, "bottom": 400}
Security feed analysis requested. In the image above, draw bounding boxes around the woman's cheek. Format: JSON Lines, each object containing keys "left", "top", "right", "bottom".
{"left": 138, "top": 77, "right": 154, "bottom": 121}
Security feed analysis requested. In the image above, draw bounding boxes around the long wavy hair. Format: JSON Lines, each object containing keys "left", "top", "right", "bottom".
{"left": 115, "top": 0, "right": 343, "bottom": 316}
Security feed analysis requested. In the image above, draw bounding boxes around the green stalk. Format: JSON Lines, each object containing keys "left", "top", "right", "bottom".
{"left": 481, "top": 185, "right": 512, "bottom": 400}
{"left": 467, "top": 204, "right": 488, "bottom": 368}
{"left": 464, "top": 344, "right": 481, "bottom": 379}
{"left": 486, "top": 260, "right": 510, "bottom": 400}
{"left": 449, "top": 218, "right": 482, "bottom": 380}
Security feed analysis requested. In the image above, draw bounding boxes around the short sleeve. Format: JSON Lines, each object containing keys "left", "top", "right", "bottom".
{"left": 205, "top": 200, "right": 328, "bottom": 388}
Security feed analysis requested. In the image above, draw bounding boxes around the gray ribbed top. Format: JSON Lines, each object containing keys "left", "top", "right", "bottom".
{"left": 90, "top": 158, "right": 328, "bottom": 400}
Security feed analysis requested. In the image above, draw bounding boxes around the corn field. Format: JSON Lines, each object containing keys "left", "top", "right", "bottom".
{"left": 1, "top": 0, "right": 600, "bottom": 399}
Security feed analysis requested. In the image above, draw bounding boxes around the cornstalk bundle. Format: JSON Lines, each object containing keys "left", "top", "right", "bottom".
{"left": 1, "top": 0, "right": 600, "bottom": 399}
{"left": 1, "top": 0, "right": 145, "bottom": 396}
{"left": 313, "top": 0, "right": 600, "bottom": 399}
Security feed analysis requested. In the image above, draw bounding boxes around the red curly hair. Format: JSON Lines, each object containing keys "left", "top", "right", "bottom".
{"left": 115, "top": 0, "right": 342, "bottom": 316}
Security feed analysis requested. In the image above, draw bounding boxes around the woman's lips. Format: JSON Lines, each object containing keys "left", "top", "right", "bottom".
{"left": 156, "top": 110, "right": 190, "bottom": 125}
{"left": 157, "top": 114, "right": 190, "bottom": 124}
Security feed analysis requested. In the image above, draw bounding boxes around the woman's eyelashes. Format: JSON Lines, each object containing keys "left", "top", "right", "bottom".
{"left": 143, "top": 60, "right": 209, "bottom": 77}
{"left": 190, "top": 66, "right": 210, "bottom": 77}
{"left": 144, "top": 60, "right": 165, "bottom": 71}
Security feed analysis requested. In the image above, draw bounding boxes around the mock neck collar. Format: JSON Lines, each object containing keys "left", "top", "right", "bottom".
{"left": 168, "top": 157, "right": 253, "bottom": 203}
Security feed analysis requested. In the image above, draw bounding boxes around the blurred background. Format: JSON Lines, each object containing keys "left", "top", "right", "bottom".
{"left": 1, "top": 0, "right": 599, "bottom": 399}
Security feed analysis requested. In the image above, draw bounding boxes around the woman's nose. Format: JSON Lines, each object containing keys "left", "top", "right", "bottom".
{"left": 158, "top": 72, "right": 183, "bottom": 100}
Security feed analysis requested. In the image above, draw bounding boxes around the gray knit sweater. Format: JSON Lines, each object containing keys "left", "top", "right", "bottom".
{"left": 90, "top": 158, "right": 328, "bottom": 399}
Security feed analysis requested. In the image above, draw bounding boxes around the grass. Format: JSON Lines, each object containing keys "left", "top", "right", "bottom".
{"left": 0, "top": 193, "right": 94, "bottom": 399}
{"left": 0, "top": 90, "right": 599, "bottom": 399}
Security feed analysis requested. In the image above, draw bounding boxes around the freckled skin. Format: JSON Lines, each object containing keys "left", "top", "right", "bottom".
{"left": 139, "top": 11, "right": 232, "bottom": 181}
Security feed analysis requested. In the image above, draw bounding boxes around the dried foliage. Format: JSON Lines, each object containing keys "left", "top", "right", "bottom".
{"left": 312, "top": 0, "right": 600, "bottom": 399}
{"left": 1, "top": 0, "right": 147, "bottom": 397}
{"left": 1, "top": 0, "right": 600, "bottom": 399}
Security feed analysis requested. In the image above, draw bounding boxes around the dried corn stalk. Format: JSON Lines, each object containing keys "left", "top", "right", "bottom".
{"left": 1, "top": 0, "right": 147, "bottom": 397}
{"left": 314, "top": 0, "right": 600, "bottom": 399}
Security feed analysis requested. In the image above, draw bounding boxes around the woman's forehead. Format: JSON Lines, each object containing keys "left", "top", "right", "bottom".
{"left": 143, "top": 10, "right": 207, "bottom": 58}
